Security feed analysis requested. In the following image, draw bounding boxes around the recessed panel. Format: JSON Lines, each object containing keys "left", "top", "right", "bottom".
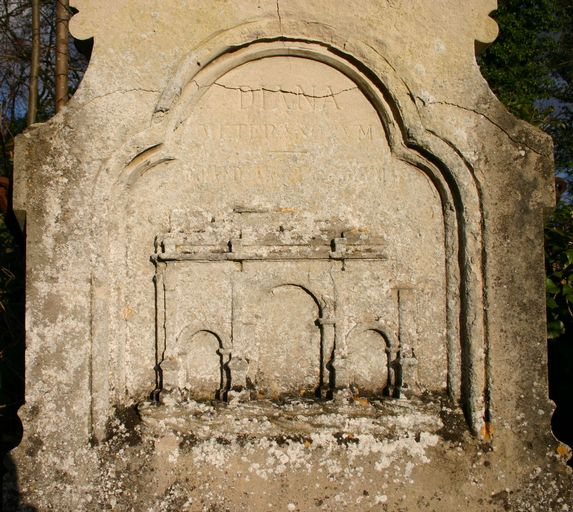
{"left": 124, "top": 56, "right": 447, "bottom": 399}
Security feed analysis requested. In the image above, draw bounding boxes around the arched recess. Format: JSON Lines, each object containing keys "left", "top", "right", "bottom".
{"left": 161, "top": 327, "right": 228, "bottom": 400}
{"left": 89, "top": 21, "right": 488, "bottom": 438}
{"left": 256, "top": 284, "right": 323, "bottom": 399}
{"left": 344, "top": 324, "right": 400, "bottom": 398}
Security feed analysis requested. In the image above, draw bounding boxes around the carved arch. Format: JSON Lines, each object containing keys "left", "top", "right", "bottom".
{"left": 160, "top": 327, "right": 229, "bottom": 400}
{"left": 344, "top": 323, "right": 401, "bottom": 397}
{"left": 270, "top": 283, "right": 325, "bottom": 316}
{"left": 91, "top": 21, "right": 488, "bottom": 435}
{"left": 344, "top": 323, "right": 399, "bottom": 350}
{"left": 267, "top": 283, "right": 333, "bottom": 398}
{"left": 176, "top": 326, "right": 230, "bottom": 350}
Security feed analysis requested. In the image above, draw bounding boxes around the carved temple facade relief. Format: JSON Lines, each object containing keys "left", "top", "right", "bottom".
{"left": 152, "top": 210, "right": 425, "bottom": 401}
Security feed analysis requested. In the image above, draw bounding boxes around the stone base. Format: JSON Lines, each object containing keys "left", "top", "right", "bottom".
{"left": 4, "top": 397, "right": 572, "bottom": 511}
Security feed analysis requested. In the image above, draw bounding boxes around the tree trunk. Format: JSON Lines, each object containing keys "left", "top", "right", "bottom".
{"left": 55, "top": 0, "right": 70, "bottom": 113}
{"left": 27, "top": 0, "right": 40, "bottom": 126}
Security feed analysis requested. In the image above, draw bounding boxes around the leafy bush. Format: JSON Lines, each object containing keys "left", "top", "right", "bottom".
{"left": 546, "top": 202, "right": 573, "bottom": 338}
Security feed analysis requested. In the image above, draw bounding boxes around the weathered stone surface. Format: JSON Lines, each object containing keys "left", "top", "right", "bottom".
{"left": 5, "top": 1, "right": 571, "bottom": 510}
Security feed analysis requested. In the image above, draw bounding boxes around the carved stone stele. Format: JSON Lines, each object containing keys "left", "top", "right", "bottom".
{"left": 7, "top": 1, "right": 571, "bottom": 510}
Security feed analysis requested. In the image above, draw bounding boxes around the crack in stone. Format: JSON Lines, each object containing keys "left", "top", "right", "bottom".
{"left": 80, "top": 88, "right": 160, "bottom": 110}
{"left": 422, "top": 99, "right": 547, "bottom": 156}
{"left": 213, "top": 82, "right": 358, "bottom": 99}
{"left": 276, "top": 0, "right": 282, "bottom": 31}
{"left": 363, "top": 42, "right": 417, "bottom": 109}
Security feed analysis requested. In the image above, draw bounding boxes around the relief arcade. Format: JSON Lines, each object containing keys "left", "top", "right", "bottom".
{"left": 152, "top": 209, "right": 418, "bottom": 403}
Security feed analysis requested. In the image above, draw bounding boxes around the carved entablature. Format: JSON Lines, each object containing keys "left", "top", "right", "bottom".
{"left": 153, "top": 210, "right": 387, "bottom": 264}
{"left": 152, "top": 209, "right": 420, "bottom": 403}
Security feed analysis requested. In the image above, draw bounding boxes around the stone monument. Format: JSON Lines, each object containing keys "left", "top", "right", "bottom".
{"left": 6, "top": 1, "right": 572, "bottom": 510}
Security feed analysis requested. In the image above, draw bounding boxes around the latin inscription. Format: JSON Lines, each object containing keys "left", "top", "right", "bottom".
{"left": 184, "top": 81, "right": 388, "bottom": 147}
{"left": 188, "top": 164, "right": 387, "bottom": 187}
{"left": 192, "top": 123, "right": 383, "bottom": 142}
{"left": 234, "top": 85, "right": 347, "bottom": 112}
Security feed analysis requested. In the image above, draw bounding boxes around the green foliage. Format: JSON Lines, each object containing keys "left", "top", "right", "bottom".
{"left": 479, "top": 0, "right": 559, "bottom": 122}
{"left": 546, "top": 203, "right": 573, "bottom": 338}
{"left": 546, "top": 0, "right": 573, "bottom": 179}
{"left": 480, "top": 0, "right": 573, "bottom": 174}
{"left": 481, "top": 0, "right": 573, "bottom": 339}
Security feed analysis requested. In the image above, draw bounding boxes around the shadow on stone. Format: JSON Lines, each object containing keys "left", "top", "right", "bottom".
{"left": 1, "top": 454, "right": 37, "bottom": 512}
{"left": 1, "top": 409, "right": 35, "bottom": 512}
{"left": 548, "top": 337, "right": 573, "bottom": 467}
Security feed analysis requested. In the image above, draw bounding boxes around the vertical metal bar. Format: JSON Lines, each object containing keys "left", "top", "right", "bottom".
{"left": 55, "top": 0, "right": 70, "bottom": 112}
{"left": 27, "top": 0, "right": 40, "bottom": 125}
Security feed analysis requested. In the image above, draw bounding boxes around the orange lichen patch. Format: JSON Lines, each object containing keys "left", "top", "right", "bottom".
{"left": 557, "top": 443, "right": 571, "bottom": 458}
{"left": 480, "top": 422, "right": 494, "bottom": 441}
{"left": 304, "top": 439, "right": 313, "bottom": 449}
{"left": 353, "top": 397, "right": 370, "bottom": 407}
{"left": 122, "top": 306, "right": 135, "bottom": 320}
{"left": 276, "top": 208, "right": 298, "bottom": 213}
{"left": 346, "top": 226, "right": 369, "bottom": 233}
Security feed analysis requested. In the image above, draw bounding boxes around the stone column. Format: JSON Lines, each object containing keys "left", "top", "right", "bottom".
{"left": 317, "top": 316, "right": 336, "bottom": 398}
{"left": 397, "top": 288, "right": 418, "bottom": 395}
{"left": 385, "top": 337, "right": 400, "bottom": 398}
{"left": 159, "top": 263, "right": 179, "bottom": 394}
{"left": 152, "top": 264, "right": 165, "bottom": 400}
{"left": 226, "top": 356, "right": 251, "bottom": 402}
{"left": 216, "top": 348, "right": 232, "bottom": 400}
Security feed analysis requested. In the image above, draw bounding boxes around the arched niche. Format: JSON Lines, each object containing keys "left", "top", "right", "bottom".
{"left": 90, "top": 26, "right": 487, "bottom": 437}
{"left": 255, "top": 284, "right": 322, "bottom": 399}
{"left": 345, "top": 326, "right": 398, "bottom": 397}
{"left": 159, "top": 327, "right": 227, "bottom": 401}
{"left": 173, "top": 328, "right": 224, "bottom": 399}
